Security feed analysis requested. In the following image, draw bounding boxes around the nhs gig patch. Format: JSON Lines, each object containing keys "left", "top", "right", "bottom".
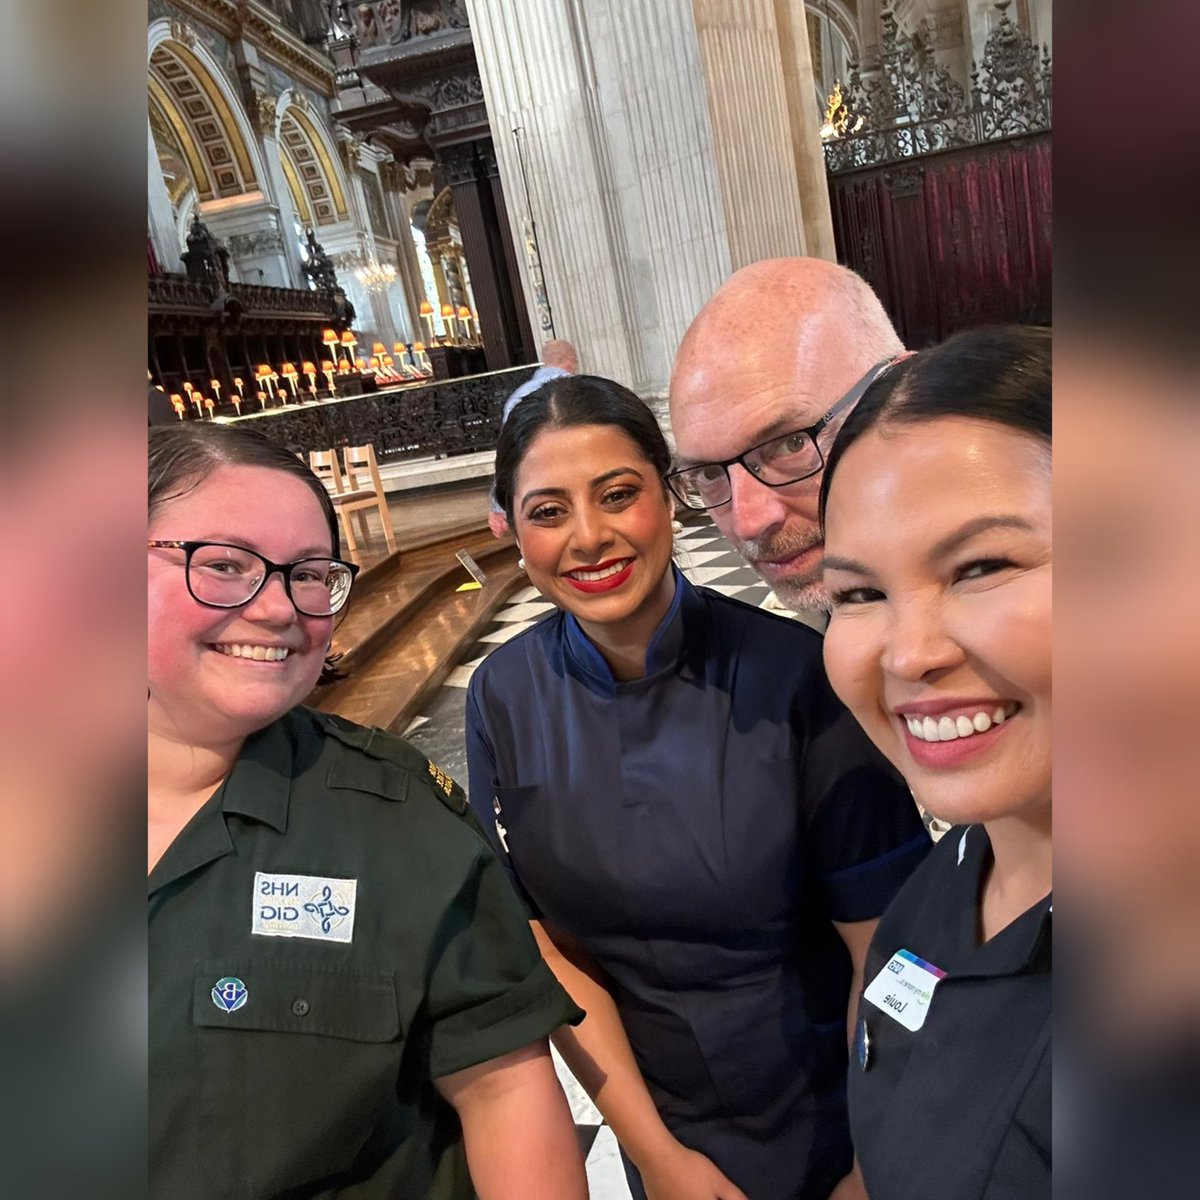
{"left": 252, "top": 872, "right": 358, "bottom": 943}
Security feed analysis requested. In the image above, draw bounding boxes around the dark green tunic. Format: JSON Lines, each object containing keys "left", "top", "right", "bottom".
{"left": 149, "top": 706, "right": 582, "bottom": 1199}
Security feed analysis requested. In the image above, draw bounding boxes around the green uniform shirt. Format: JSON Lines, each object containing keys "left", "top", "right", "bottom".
{"left": 149, "top": 707, "right": 583, "bottom": 1199}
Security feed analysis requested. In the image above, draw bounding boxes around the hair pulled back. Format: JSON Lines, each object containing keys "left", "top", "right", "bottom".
{"left": 148, "top": 422, "right": 341, "bottom": 556}
{"left": 494, "top": 374, "right": 671, "bottom": 520}
{"left": 819, "top": 325, "right": 1052, "bottom": 526}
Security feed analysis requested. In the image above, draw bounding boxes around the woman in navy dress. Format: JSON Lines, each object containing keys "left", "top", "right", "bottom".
{"left": 465, "top": 376, "right": 930, "bottom": 1200}
{"left": 820, "top": 327, "right": 1052, "bottom": 1199}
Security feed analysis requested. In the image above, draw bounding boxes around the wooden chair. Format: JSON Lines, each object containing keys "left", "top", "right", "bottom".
{"left": 308, "top": 446, "right": 397, "bottom": 555}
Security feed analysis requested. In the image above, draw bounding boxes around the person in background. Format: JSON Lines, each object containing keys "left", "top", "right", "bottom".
{"left": 467, "top": 374, "right": 929, "bottom": 1200}
{"left": 820, "top": 326, "right": 1052, "bottom": 1200}
{"left": 148, "top": 422, "right": 588, "bottom": 1200}
{"left": 488, "top": 339, "right": 579, "bottom": 537}
{"left": 669, "top": 258, "right": 903, "bottom": 623}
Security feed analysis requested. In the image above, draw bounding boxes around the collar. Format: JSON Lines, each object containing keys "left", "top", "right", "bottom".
{"left": 952, "top": 824, "right": 1052, "bottom": 979}
{"left": 220, "top": 717, "right": 293, "bottom": 834}
{"left": 148, "top": 718, "right": 293, "bottom": 895}
{"left": 563, "top": 565, "right": 694, "bottom": 691}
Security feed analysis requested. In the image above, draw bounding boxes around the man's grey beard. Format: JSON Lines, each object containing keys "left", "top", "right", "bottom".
{"left": 733, "top": 527, "right": 830, "bottom": 614}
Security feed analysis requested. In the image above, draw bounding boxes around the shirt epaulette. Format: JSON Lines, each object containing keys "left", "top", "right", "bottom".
{"left": 312, "top": 709, "right": 468, "bottom": 815}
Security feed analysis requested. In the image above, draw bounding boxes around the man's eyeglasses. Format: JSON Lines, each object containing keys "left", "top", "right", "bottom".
{"left": 148, "top": 541, "right": 359, "bottom": 616}
{"left": 665, "top": 357, "right": 901, "bottom": 512}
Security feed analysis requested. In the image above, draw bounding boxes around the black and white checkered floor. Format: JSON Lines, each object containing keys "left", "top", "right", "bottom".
{"left": 401, "top": 515, "right": 942, "bottom": 1196}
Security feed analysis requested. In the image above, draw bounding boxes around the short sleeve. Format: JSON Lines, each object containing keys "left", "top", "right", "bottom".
{"left": 464, "top": 676, "right": 544, "bottom": 918}
{"left": 799, "top": 675, "right": 931, "bottom": 923}
{"left": 421, "top": 838, "right": 583, "bottom": 1080}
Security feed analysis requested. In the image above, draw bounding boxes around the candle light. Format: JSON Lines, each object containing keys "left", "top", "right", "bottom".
{"left": 302, "top": 360, "right": 317, "bottom": 392}
{"left": 340, "top": 331, "right": 357, "bottom": 367}
{"left": 457, "top": 305, "right": 472, "bottom": 341}
{"left": 281, "top": 363, "right": 299, "bottom": 396}
{"left": 233, "top": 376, "right": 245, "bottom": 400}
{"left": 257, "top": 390, "right": 268, "bottom": 410}
{"left": 256, "top": 365, "right": 275, "bottom": 399}
{"left": 321, "top": 359, "right": 337, "bottom": 396}
{"left": 322, "top": 328, "right": 340, "bottom": 362}
{"left": 232, "top": 394, "right": 242, "bottom": 415}
{"left": 440, "top": 303, "right": 456, "bottom": 343}
{"left": 203, "top": 396, "right": 215, "bottom": 420}
{"left": 419, "top": 300, "right": 434, "bottom": 343}
{"left": 170, "top": 394, "right": 185, "bottom": 420}
{"left": 191, "top": 392, "right": 203, "bottom": 416}
{"left": 210, "top": 379, "right": 222, "bottom": 404}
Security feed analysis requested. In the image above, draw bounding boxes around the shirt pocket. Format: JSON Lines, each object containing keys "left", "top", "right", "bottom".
{"left": 191, "top": 959, "right": 403, "bottom": 1199}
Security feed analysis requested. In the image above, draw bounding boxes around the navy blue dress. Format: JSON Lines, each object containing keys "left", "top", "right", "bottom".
{"left": 465, "top": 570, "right": 930, "bottom": 1200}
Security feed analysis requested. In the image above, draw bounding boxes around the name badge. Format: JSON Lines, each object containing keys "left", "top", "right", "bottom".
{"left": 252, "top": 872, "right": 357, "bottom": 943}
{"left": 863, "top": 948, "right": 946, "bottom": 1032}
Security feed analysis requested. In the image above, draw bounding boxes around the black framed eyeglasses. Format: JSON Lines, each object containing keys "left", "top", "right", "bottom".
{"left": 148, "top": 540, "right": 359, "bottom": 616}
{"left": 665, "top": 356, "right": 902, "bottom": 511}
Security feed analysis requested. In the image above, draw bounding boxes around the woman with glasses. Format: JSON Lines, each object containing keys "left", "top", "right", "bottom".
{"left": 465, "top": 375, "right": 930, "bottom": 1200}
{"left": 148, "top": 423, "right": 588, "bottom": 1200}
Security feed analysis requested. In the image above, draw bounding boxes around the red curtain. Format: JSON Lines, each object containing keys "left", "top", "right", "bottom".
{"left": 830, "top": 135, "right": 1051, "bottom": 346}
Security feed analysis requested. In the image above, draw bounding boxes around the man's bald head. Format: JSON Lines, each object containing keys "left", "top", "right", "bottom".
{"left": 669, "top": 258, "right": 903, "bottom": 612}
{"left": 541, "top": 339, "right": 579, "bottom": 374}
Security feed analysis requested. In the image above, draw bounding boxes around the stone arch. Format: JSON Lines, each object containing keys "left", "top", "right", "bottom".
{"left": 147, "top": 19, "right": 267, "bottom": 204}
{"left": 275, "top": 91, "right": 350, "bottom": 226}
{"left": 424, "top": 186, "right": 458, "bottom": 242}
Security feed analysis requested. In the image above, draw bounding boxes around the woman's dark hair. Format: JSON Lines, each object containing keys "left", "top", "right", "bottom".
{"left": 494, "top": 374, "right": 672, "bottom": 519}
{"left": 148, "top": 422, "right": 341, "bottom": 557}
{"left": 819, "top": 324, "right": 1052, "bottom": 526}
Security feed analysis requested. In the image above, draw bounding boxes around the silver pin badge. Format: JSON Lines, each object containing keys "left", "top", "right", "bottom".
{"left": 855, "top": 1016, "right": 872, "bottom": 1071}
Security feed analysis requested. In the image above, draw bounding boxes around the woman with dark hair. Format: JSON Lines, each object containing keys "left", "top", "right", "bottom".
{"left": 148, "top": 422, "right": 588, "bottom": 1200}
{"left": 819, "top": 326, "right": 1052, "bottom": 1200}
{"left": 467, "top": 375, "right": 931, "bottom": 1200}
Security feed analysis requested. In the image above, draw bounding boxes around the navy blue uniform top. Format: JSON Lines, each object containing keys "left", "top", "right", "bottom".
{"left": 465, "top": 569, "right": 930, "bottom": 1200}
{"left": 849, "top": 824, "right": 1052, "bottom": 1200}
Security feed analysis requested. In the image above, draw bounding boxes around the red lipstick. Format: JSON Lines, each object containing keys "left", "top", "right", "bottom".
{"left": 562, "top": 558, "right": 635, "bottom": 594}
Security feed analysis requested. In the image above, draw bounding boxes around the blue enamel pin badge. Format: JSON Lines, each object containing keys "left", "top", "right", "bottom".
{"left": 211, "top": 976, "right": 248, "bottom": 1013}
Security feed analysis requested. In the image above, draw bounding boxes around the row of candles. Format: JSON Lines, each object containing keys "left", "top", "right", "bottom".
{"left": 162, "top": 336, "right": 435, "bottom": 420}
{"left": 418, "top": 300, "right": 480, "bottom": 344}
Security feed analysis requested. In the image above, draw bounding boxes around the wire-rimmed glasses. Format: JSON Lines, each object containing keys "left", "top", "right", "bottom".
{"left": 665, "top": 357, "right": 901, "bottom": 511}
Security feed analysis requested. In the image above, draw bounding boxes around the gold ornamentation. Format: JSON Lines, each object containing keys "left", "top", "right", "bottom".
{"left": 819, "top": 81, "right": 865, "bottom": 142}
{"left": 426, "top": 760, "right": 454, "bottom": 797}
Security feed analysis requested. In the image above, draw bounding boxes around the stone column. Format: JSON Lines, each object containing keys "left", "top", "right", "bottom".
{"left": 147, "top": 119, "right": 183, "bottom": 272}
{"left": 466, "top": 0, "right": 838, "bottom": 393}
{"left": 205, "top": 203, "right": 291, "bottom": 288}
{"left": 467, "top": 0, "right": 731, "bottom": 394}
{"left": 773, "top": 0, "right": 837, "bottom": 261}
{"left": 689, "top": 0, "right": 810, "bottom": 268}
{"left": 380, "top": 160, "right": 424, "bottom": 339}
{"left": 442, "top": 140, "right": 531, "bottom": 371}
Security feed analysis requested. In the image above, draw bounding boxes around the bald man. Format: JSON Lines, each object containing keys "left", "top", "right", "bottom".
{"left": 488, "top": 339, "right": 580, "bottom": 537}
{"left": 669, "top": 259, "right": 903, "bottom": 614}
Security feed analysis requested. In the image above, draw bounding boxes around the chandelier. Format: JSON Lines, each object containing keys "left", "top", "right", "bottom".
{"left": 354, "top": 258, "right": 397, "bottom": 292}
